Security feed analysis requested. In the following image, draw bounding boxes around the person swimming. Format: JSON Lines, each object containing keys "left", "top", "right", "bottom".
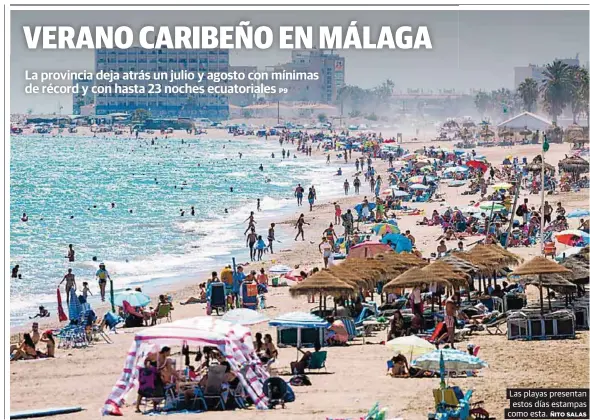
{"left": 21, "top": 213, "right": 28, "bottom": 222}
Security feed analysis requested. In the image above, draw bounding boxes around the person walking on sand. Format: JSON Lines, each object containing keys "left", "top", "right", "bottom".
{"left": 59, "top": 269, "right": 76, "bottom": 306}
{"left": 246, "top": 228, "right": 258, "bottom": 262}
{"left": 344, "top": 179, "right": 350, "bottom": 195}
{"left": 353, "top": 177, "right": 361, "bottom": 194}
{"left": 294, "top": 214, "right": 310, "bottom": 241}
{"left": 334, "top": 203, "right": 342, "bottom": 225}
{"left": 255, "top": 235, "right": 267, "bottom": 261}
{"left": 267, "top": 223, "right": 276, "bottom": 254}
{"left": 355, "top": 159, "right": 360, "bottom": 171}
{"left": 319, "top": 237, "right": 333, "bottom": 269}
{"left": 294, "top": 184, "right": 304, "bottom": 206}
{"left": 95, "top": 263, "right": 111, "bottom": 302}
{"left": 326, "top": 154, "right": 331, "bottom": 164}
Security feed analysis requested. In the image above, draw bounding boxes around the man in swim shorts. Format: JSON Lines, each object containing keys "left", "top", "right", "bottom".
{"left": 246, "top": 228, "right": 258, "bottom": 261}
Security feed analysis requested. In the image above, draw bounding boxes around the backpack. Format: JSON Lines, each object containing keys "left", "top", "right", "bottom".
{"left": 516, "top": 205, "right": 524, "bottom": 217}
{"left": 289, "top": 374, "right": 312, "bottom": 386}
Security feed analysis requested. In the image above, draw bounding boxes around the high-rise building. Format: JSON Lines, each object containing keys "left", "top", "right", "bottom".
{"left": 266, "top": 50, "right": 345, "bottom": 103}
{"left": 514, "top": 56, "right": 581, "bottom": 89}
{"left": 94, "top": 48, "right": 229, "bottom": 120}
{"left": 72, "top": 75, "right": 94, "bottom": 115}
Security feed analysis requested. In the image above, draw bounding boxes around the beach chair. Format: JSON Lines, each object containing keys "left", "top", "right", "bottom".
{"left": 241, "top": 282, "right": 258, "bottom": 310}
{"left": 307, "top": 351, "right": 328, "bottom": 373}
{"left": 155, "top": 303, "right": 173, "bottom": 324}
{"left": 122, "top": 300, "right": 146, "bottom": 328}
{"left": 262, "top": 377, "right": 288, "bottom": 409}
{"left": 484, "top": 313, "right": 507, "bottom": 335}
{"left": 203, "top": 364, "right": 226, "bottom": 410}
{"left": 137, "top": 366, "right": 166, "bottom": 413}
{"left": 209, "top": 283, "right": 227, "bottom": 315}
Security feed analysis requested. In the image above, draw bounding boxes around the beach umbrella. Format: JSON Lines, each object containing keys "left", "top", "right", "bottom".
{"left": 491, "top": 182, "right": 513, "bottom": 190}
{"left": 348, "top": 241, "right": 392, "bottom": 258}
{"left": 268, "top": 264, "right": 293, "bottom": 274}
{"left": 401, "top": 153, "right": 416, "bottom": 161}
{"left": 380, "top": 233, "right": 413, "bottom": 253}
{"left": 222, "top": 308, "right": 269, "bottom": 325}
{"left": 354, "top": 202, "right": 376, "bottom": 214}
{"left": 383, "top": 267, "right": 452, "bottom": 292}
{"left": 372, "top": 223, "right": 400, "bottom": 235}
{"left": 290, "top": 270, "right": 355, "bottom": 300}
{"left": 68, "top": 288, "right": 82, "bottom": 321}
{"left": 555, "top": 246, "right": 585, "bottom": 261}
{"left": 567, "top": 209, "right": 590, "bottom": 218}
{"left": 466, "top": 160, "right": 488, "bottom": 172}
{"left": 386, "top": 335, "right": 435, "bottom": 360}
{"left": 391, "top": 189, "right": 409, "bottom": 197}
{"left": 412, "top": 349, "right": 488, "bottom": 373}
{"left": 409, "top": 183, "right": 428, "bottom": 190}
{"left": 510, "top": 256, "right": 572, "bottom": 313}
{"left": 448, "top": 180, "right": 466, "bottom": 187}
{"left": 478, "top": 201, "right": 503, "bottom": 211}
{"left": 113, "top": 290, "right": 151, "bottom": 308}
{"left": 554, "top": 230, "right": 590, "bottom": 246}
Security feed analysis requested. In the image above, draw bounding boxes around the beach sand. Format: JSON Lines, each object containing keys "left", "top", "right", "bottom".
{"left": 10, "top": 131, "right": 589, "bottom": 419}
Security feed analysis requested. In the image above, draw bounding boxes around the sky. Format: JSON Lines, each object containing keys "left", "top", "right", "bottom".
{"left": 10, "top": 10, "right": 589, "bottom": 113}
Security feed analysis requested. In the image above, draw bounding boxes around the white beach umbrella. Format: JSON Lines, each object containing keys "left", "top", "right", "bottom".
{"left": 268, "top": 264, "right": 292, "bottom": 274}
{"left": 222, "top": 308, "right": 269, "bottom": 326}
{"left": 385, "top": 335, "right": 435, "bottom": 360}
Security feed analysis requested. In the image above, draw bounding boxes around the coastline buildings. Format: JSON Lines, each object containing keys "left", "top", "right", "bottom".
{"left": 228, "top": 65, "right": 258, "bottom": 107}
{"left": 513, "top": 56, "right": 581, "bottom": 89}
{"left": 94, "top": 48, "right": 229, "bottom": 120}
{"left": 265, "top": 50, "right": 345, "bottom": 104}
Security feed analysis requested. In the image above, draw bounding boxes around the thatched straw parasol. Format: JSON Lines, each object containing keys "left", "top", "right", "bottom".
{"left": 383, "top": 267, "right": 451, "bottom": 292}
{"left": 290, "top": 269, "right": 355, "bottom": 312}
{"left": 485, "top": 244, "right": 524, "bottom": 265}
{"left": 421, "top": 260, "right": 469, "bottom": 289}
{"left": 564, "top": 124, "right": 589, "bottom": 145}
{"left": 558, "top": 155, "right": 589, "bottom": 175}
{"left": 509, "top": 256, "right": 572, "bottom": 313}
{"left": 328, "top": 266, "right": 370, "bottom": 289}
{"left": 470, "top": 244, "right": 521, "bottom": 266}
{"left": 442, "top": 254, "right": 479, "bottom": 274}
{"left": 527, "top": 156, "right": 556, "bottom": 172}
{"left": 560, "top": 257, "right": 589, "bottom": 284}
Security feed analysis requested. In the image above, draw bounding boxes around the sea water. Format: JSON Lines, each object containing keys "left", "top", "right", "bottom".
{"left": 10, "top": 134, "right": 344, "bottom": 326}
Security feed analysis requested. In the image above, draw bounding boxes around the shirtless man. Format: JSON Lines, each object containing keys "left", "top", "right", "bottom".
{"left": 246, "top": 228, "right": 258, "bottom": 261}
{"left": 243, "top": 211, "right": 256, "bottom": 235}
{"left": 60, "top": 269, "right": 77, "bottom": 305}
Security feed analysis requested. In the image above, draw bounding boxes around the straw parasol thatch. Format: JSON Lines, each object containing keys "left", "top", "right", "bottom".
{"left": 383, "top": 267, "right": 451, "bottom": 292}
{"left": 564, "top": 124, "right": 589, "bottom": 144}
{"left": 327, "top": 266, "right": 370, "bottom": 290}
{"left": 442, "top": 254, "right": 480, "bottom": 274}
{"left": 453, "top": 250, "right": 503, "bottom": 274}
{"left": 558, "top": 155, "right": 589, "bottom": 175}
{"left": 469, "top": 244, "right": 521, "bottom": 266}
{"left": 560, "top": 257, "right": 589, "bottom": 284}
{"left": 509, "top": 256, "right": 572, "bottom": 313}
{"left": 289, "top": 269, "right": 355, "bottom": 299}
{"left": 485, "top": 244, "right": 524, "bottom": 265}
{"left": 421, "top": 260, "right": 469, "bottom": 289}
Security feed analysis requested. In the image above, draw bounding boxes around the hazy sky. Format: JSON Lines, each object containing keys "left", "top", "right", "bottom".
{"left": 11, "top": 10, "right": 589, "bottom": 113}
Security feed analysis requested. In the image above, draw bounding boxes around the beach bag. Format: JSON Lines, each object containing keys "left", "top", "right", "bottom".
{"left": 516, "top": 205, "right": 524, "bottom": 217}
{"left": 289, "top": 374, "right": 312, "bottom": 386}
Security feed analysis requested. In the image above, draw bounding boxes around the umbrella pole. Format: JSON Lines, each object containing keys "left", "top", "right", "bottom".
{"left": 539, "top": 275, "right": 544, "bottom": 315}
{"left": 110, "top": 279, "right": 115, "bottom": 313}
{"left": 493, "top": 271, "right": 497, "bottom": 288}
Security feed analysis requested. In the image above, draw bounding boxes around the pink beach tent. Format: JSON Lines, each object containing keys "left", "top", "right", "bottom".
{"left": 347, "top": 241, "right": 391, "bottom": 259}
{"left": 102, "top": 316, "right": 269, "bottom": 416}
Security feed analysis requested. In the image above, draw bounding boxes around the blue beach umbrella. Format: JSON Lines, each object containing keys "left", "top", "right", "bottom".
{"left": 113, "top": 290, "right": 151, "bottom": 308}
{"left": 269, "top": 312, "right": 329, "bottom": 348}
{"left": 68, "top": 288, "right": 82, "bottom": 322}
{"left": 567, "top": 209, "right": 590, "bottom": 218}
{"left": 381, "top": 233, "right": 413, "bottom": 253}
{"left": 411, "top": 349, "right": 488, "bottom": 373}
{"left": 354, "top": 202, "right": 376, "bottom": 215}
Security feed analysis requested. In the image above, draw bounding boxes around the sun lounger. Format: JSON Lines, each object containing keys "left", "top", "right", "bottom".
{"left": 484, "top": 313, "right": 507, "bottom": 335}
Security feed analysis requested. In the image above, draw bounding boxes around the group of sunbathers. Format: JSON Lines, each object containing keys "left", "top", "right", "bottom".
{"left": 10, "top": 322, "right": 55, "bottom": 361}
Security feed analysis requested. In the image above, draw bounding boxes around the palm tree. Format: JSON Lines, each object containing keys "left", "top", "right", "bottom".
{"left": 541, "top": 60, "right": 573, "bottom": 123}
{"left": 569, "top": 66, "right": 589, "bottom": 125}
{"left": 517, "top": 78, "right": 538, "bottom": 112}
{"left": 474, "top": 91, "right": 491, "bottom": 117}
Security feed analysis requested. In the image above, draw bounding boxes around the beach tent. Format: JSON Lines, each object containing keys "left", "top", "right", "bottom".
{"left": 380, "top": 233, "right": 413, "bottom": 253}
{"left": 497, "top": 112, "right": 552, "bottom": 131}
{"left": 348, "top": 241, "right": 391, "bottom": 258}
{"left": 102, "top": 317, "right": 269, "bottom": 415}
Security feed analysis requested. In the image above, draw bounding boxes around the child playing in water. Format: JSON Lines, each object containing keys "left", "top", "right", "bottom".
{"left": 82, "top": 282, "right": 92, "bottom": 300}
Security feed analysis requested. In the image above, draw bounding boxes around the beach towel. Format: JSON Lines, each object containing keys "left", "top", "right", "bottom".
{"left": 246, "top": 283, "right": 258, "bottom": 297}
{"left": 56, "top": 288, "right": 67, "bottom": 322}
{"left": 68, "top": 288, "right": 82, "bottom": 322}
